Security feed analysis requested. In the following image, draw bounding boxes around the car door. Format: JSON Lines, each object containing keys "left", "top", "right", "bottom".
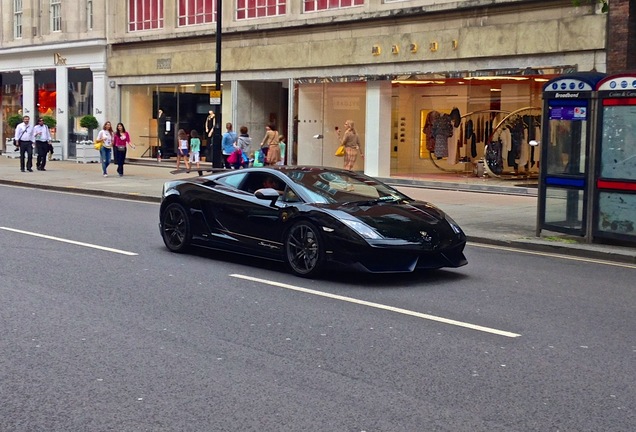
{"left": 202, "top": 172, "right": 288, "bottom": 258}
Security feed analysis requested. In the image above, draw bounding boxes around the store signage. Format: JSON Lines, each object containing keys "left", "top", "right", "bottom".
{"left": 333, "top": 97, "right": 360, "bottom": 110}
{"left": 156, "top": 58, "right": 171, "bottom": 70}
{"left": 54, "top": 53, "right": 67, "bottom": 65}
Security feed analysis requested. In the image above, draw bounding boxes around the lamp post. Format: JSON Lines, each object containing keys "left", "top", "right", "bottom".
{"left": 211, "top": 0, "right": 223, "bottom": 168}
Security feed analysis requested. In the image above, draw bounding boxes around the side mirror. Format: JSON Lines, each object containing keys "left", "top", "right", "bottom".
{"left": 255, "top": 188, "right": 280, "bottom": 206}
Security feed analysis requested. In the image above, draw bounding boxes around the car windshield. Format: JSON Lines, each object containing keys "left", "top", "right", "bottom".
{"left": 282, "top": 169, "right": 408, "bottom": 204}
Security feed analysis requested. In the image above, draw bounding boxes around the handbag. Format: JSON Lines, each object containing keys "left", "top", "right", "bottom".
{"left": 335, "top": 145, "right": 345, "bottom": 157}
{"left": 94, "top": 139, "right": 103, "bottom": 150}
{"left": 227, "top": 148, "right": 241, "bottom": 164}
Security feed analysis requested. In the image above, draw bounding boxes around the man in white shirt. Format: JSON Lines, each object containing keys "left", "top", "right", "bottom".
{"left": 14, "top": 116, "right": 34, "bottom": 172}
{"left": 33, "top": 117, "right": 53, "bottom": 171}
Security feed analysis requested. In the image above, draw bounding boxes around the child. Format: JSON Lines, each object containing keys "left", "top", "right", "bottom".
{"left": 277, "top": 135, "right": 286, "bottom": 166}
{"left": 189, "top": 129, "right": 201, "bottom": 172}
{"left": 176, "top": 129, "right": 191, "bottom": 172}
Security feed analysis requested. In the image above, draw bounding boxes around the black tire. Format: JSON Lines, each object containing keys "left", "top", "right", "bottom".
{"left": 284, "top": 221, "right": 324, "bottom": 277}
{"left": 161, "top": 202, "right": 192, "bottom": 252}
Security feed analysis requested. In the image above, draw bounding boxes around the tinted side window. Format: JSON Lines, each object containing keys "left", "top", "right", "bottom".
{"left": 216, "top": 172, "right": 247, "bottom": 189}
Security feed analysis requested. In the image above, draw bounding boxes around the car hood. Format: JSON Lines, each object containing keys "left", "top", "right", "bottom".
{"left": 321, "top": 200, "right": 460, "bottom": 240}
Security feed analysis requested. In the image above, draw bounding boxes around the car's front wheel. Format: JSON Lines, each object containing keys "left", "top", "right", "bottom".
{"left": 161, "top": 202, "right": 192, "bottom": 252}
{"left": 284, "top": 221, "right": 324, "bottom": 277}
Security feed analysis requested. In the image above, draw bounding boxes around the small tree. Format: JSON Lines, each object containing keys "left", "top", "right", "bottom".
{"left": 80, "top": 115, "right": 99, "bottom": 140}
{"left": 41, "top": 115, "right": 57, "bottom": 129}
{"left": 8, "top": 114, "right": 23, "bottom": 129}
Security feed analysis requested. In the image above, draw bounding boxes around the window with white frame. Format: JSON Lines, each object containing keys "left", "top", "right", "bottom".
{"left": 178, "top": 0, "right": 215, "bottom": 26}
{"left": 51, "top": 0, "right": 62, "bottom": 32}
{"left": 87, "top": 0, "right": 94, "bottom": 30}
{"left": 14, "top": 0, "right": 23, "bottom": 39}
{"left": 237, "top": 0, "right": 286, "bottom": 20}
{"left": 303, "top": 0, "right": 364, "bottom": 12}
{"left": 129, "top": 0, "right": 164, "bottom": 31}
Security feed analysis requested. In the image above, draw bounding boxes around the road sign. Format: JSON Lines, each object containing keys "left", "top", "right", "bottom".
{"left": 209, "top": 90, "right": 221, "bottom": 105}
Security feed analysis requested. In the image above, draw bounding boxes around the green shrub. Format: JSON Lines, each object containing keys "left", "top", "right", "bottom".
{"left": 41, "top": 115, "right": 57, "bottom": 129}
{"left": 79, "top": 115, "right": 99, "bottom": 130}
{"left": 7, "top": 114, "right": 23, "bottom": 129}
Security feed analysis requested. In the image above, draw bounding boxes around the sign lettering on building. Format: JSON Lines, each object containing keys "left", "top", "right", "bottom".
{"left": 333, "top": 97, "right": 360, "bottom": 111}
{"left": 54, "top": 53, "right": 67, "bottom": 65}
{"left": 157, "top": 58, "right": 172, "bottom": 70}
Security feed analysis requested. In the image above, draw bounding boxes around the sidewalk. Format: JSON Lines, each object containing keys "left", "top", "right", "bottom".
{"left": 1, "top": 155, "right": 634, "bottom": 264}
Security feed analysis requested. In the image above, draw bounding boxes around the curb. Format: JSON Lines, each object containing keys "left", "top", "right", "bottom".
{"left": 380, "top": 176, "right": 539, "bottom": 197}
{"left": 467, "top": 236, "right": 636, "bottom": 265}
{"left": 0, "top": 179, "right": 160, "bottom": 203}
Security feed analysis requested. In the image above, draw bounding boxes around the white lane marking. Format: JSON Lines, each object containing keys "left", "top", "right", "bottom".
{"left": 0, "top": 227, "right": 138, "bottom": 256}
{"left": 230, "top": 274, "right": 521, "bottom": 338}
{"left": 468, "top": 242, "right": 636, "bottom": 269}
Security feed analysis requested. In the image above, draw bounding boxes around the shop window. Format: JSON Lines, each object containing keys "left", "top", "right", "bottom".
{"left": 236, "top": 0, "right": 286, "bottom": 20}
{"left": 128, "top": 0, "right": 164, "bottom": 31}
{"left": 14, "top": 0, "right": 23, "bottom": 39}
{"left": 178, "top": 0, "right": 215, "bottom": 26}
{"left": 303, "top": 0, "right": 364, "bottom": 12}
{"left": 51, "top": 0, "right": 62, "bottom": 32}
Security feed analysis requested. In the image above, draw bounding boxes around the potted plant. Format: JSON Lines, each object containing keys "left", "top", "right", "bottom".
{"left": 5, "top": 114, "right": 23, "bottom": 154}
{"left": 79, "top": 114, "right": 99, "bottom": 139}
{"left": 76, "top": 115, "right": 101, "bottom": 163}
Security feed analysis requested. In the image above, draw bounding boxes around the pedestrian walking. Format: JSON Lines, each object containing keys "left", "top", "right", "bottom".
{"left": 96, "top": 121, "right": 114, "bottom": 177}
{"left": 237, "top": 126, "right": 253, "bottom": 168}
{"left": 176, "top": 129, "right": 191, "bottom": 172}
{"left": 337, "top": 119, "right": 363, "bottom": 171}
{"left": 260, "top": 123, "right": 280, "bottom": 166}
{"left": 113, "top": 122, "right": 134, "bottom": 177}
{"left": 14, "top": 115, "right": 35, "bottom": 172}
{"left": 189, "top": 129, "right": 202, "bottom": 172}
{"left": 277, "top": 135, "right": 286, "bottom": 166}
{"left": 33, "top": 117, "right": 53, "bottom": 171}
{"left": 222, "top": 123, "right": 237, "bottom": 168}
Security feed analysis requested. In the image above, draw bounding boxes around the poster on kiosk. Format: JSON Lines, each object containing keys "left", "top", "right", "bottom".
{"left": 594, "top": 75, "right": 636, "bottom": 243}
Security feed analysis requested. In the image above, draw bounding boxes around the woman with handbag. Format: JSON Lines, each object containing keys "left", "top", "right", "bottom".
{"left": 338, "top": 120, "right": 363, "bottom": 171}
{"left": 96, "top": 121, "right": 114, "bottom": 177}
{"left": 113, "top": 122, "right": 134, "bottom": 177}
{"left": 260, "top": 123, "right": 280, "bottom": 166}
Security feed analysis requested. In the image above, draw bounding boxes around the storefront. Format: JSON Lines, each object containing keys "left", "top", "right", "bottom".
{"left": 294, "top": 68, "right": 567, "bottom": 179}
{"left": 0, "top": 41, "right": 108, "bottom": 160}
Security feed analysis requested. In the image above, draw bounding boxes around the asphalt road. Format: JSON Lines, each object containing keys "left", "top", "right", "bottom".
{"left": 1, "top": 185, "right": 634, "bottom": 432}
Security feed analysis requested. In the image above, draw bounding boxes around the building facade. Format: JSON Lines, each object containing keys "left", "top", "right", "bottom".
{"left": 0, "top": 0, "right": 108, "bottom": 159}
{"left": 1, "top": 0, "right": 613, "bottom": 179}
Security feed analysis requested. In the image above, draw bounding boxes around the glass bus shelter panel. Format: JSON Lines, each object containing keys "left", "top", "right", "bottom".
{"left": 600, "top": 105, "right": 636, "bottom": 180}
{"left": 544, "top": 186, "right": 584, "bottom": 230}
{"left": 597, "top": 191, "right": 636, "bottom": 238}
{"left": 546, "top": 118, "right": 587, "bottom": 176}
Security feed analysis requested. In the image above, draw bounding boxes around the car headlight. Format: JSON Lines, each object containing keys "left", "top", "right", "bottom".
{"left": 445, "top": 215, "right": 464, "bottom": 235}
{"left": 340, "top": 219, "right": 383, "bottom": 240}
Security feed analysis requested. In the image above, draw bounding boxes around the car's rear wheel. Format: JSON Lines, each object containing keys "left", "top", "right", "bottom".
{"left": 161, "top": 202, "right": 192, "bottom": 252}
{"left": 284, "top": 221, "right": 324, "bottom": 277}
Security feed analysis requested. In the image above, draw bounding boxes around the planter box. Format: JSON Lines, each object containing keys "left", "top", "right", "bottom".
{"left": 76, "top": 142, "right": 101, "bottom": 163}
{"left": 51, "top": 140, "right": 63, "bottom": 161}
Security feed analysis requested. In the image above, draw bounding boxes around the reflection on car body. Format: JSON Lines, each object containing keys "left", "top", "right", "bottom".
{"left": 159, "top": 166, "right": 467, "bottom": 277}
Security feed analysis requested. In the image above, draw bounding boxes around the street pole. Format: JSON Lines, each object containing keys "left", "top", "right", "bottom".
{"left": 212, "top": 0, "right": 223, "bottom": 168}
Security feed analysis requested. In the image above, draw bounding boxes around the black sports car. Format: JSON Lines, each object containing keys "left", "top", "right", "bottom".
{"left": 159, "top": 167, "right": 467, "bottom": 277}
